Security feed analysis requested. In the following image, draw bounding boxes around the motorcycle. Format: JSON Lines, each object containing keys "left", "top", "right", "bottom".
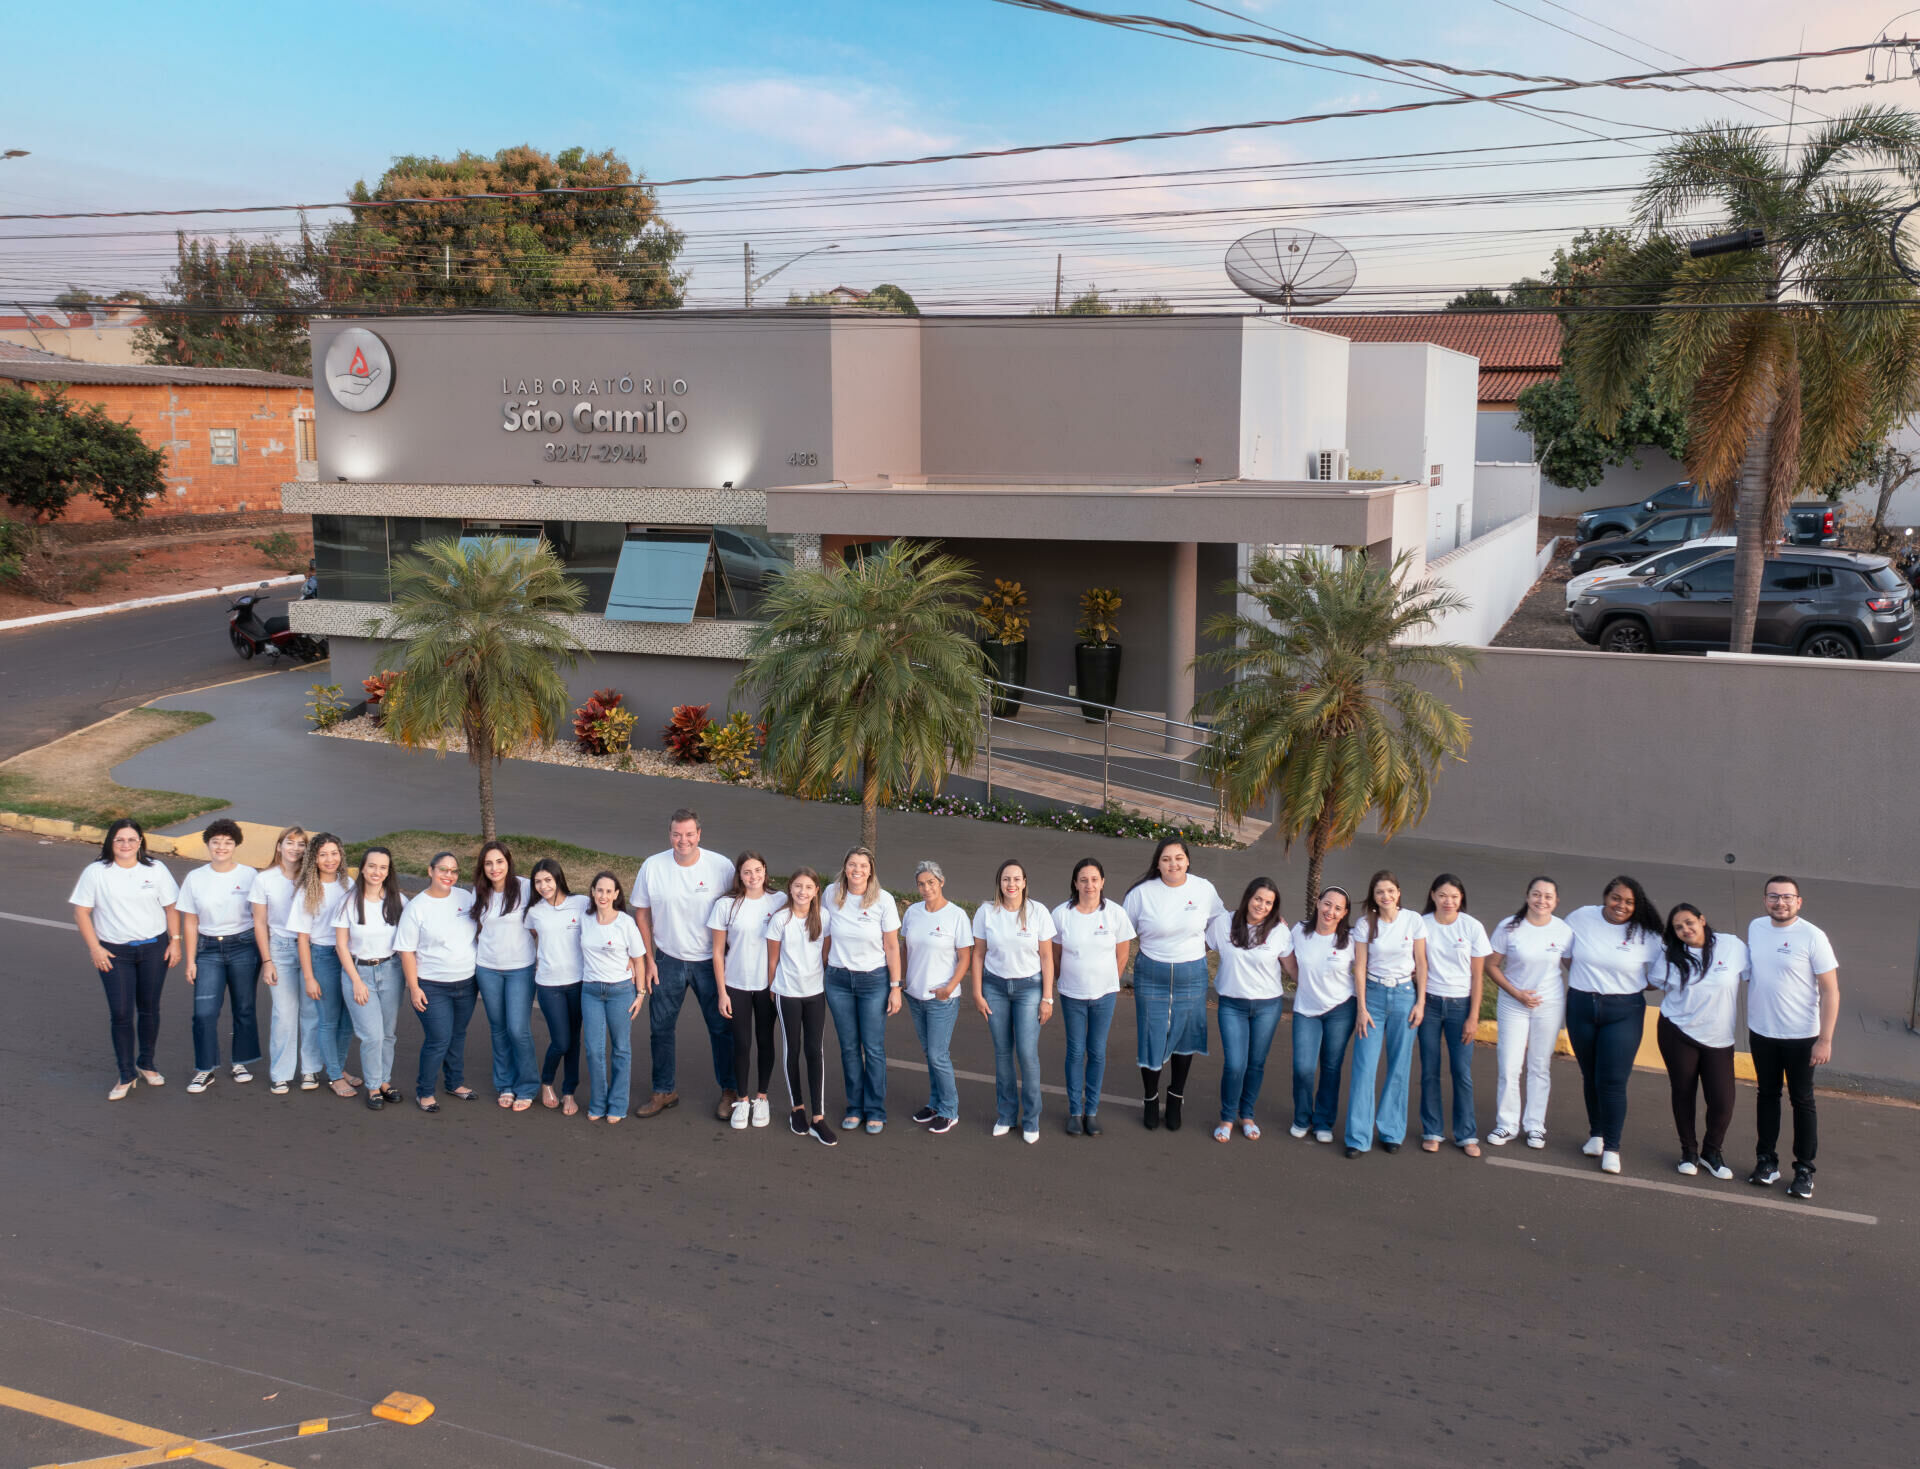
{"left": 1899, "top": 529, "right": 1920, "bottom": 592}
{"left": 228, "top": 568, "right": 327, "bottom": 663}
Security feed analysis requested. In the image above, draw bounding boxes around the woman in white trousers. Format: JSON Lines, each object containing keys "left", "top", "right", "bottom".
{"left": 1484, "top": 877, "right": 1572, "bottom": 1149}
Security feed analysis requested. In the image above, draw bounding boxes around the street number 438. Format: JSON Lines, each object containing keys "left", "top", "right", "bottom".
{"left": 786, "top": 452, "right": 819, "bottom": 468}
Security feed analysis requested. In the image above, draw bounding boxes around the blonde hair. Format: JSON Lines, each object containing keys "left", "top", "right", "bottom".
{"left": 271, "top": 824, "right": 309, "bottom": 869}
{"left": 830, "top": 844, "right": 882, "bottom": 911}
{"left": 296, "top": 833, "right": 345, "bottom": 916}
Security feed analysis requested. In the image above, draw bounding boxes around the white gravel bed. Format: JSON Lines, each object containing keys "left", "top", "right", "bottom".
{"left": 315, "top": 715, "right": 773, "bottom": 787}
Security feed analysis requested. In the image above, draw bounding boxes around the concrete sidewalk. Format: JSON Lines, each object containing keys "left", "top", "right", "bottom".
{"left": 123, "top": 671, "right": 1920, "bottom": 1098}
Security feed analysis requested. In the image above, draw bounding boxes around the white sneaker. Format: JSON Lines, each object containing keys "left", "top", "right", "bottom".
{"left": 1525, "top": 1132, "right": 1546, "bottom": 1149}
{"left": 107, "top": 1079, "right": 134, "bottom": 1101}
{"left": 751, "top": 1097, "right": 770, "bottom": 1128}
{"left": 992, "top": 1122, "right": 1012, "bottom": 1137}
{"left": 1023, "top": 1128, "right": 1040, "bottom": 1145}
{"left": 1313, "top": 1129, "right": 1333, "bottom": 1144}
{"left": 1288, "top": 1123, "right": 1310, "bottom": 1139}
{"left": 1600, "top": 1151, "right": 1621, "bottom": 1174}
{"left": 1487, "top": 1128, "right": 1515, "bottom": 1147}
{"left": 1582, "top": 1135, "right": 1605, "bottom": 1157}
{"left": 729, "top": 1098, "right": 751, "bottom": 1130}
{"left": 231, "top": 1062, "right": 253, "bottom": 1084}
{"left": 1676, "top": 1156, "right": 1698, "bottom": 1176}
{"left": 187, "top": 1070, "right": 216, "bottom": 1094}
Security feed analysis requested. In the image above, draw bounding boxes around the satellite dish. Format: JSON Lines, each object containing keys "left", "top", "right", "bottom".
{"left": 1225, "top": 228, "right": 1356, "bottom": 317}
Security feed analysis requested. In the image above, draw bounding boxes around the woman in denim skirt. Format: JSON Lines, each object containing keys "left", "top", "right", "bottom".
{"left": 1121, "top": 839, "right": 1224, "bottom": 1131}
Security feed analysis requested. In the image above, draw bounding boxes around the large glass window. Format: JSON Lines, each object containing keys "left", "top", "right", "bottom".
{"left": 712, "top": 524, "right": 795, "bottom": 619}
{"left": 387, "top": 517, "right": 464, "bottom": 572}
{"left": 458, "top": 521, "right": 544, "bottom": 557}
{"left": 542, "top": 520, "right": 627, "bottom": 615}
{"left": 312, "top": 515, "right": 391, "bottom": 602}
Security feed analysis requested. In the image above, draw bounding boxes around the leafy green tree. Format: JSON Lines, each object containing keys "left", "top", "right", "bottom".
{"left": 785, "top": 282, "right": 920, "bottom": 315}
{"left": 0, "top": 383, "right": 165, "bottom": 522}
{"left": 736, "top": 540, "right": 988, "bottom": 854}
{"left": 1195, "top": 550, "right": 1475, "bottom": 912}
{"left": 1444, "top": 287, "right": 1507, "bottom": 311}
{"left": 134, "top": 233, "right": 316, "bottom": 375}
{"left": 1567, "top": 107, "right": 1920, "bottom": 651}
{"left": 1118, "top": 294, "right": 1172, "bottom": 315}
{"left": 371, "top": 537, "right": 587, "bottom": 840}
{"left": 1515, "top": 375, "right": 1689, "bottom": 491}
{"left": 1506, "top": 228, "right": 1633, "bottom": 311}
{"left": 1063, "top": 285, "right": 1111, "bottom": 315}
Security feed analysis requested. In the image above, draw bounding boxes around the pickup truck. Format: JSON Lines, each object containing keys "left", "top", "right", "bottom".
{"left": 1567, "top": 504, "right": 1840, "bottom": 576}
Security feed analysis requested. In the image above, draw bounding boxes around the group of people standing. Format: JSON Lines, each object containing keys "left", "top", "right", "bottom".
{"left": 69, "top": 811, "right": 1841, "bottom": 1196}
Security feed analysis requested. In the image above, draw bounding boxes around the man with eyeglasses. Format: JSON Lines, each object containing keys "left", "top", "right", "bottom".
{"left": 1744, "top": 876, "right": 1839, "bottom": 1200}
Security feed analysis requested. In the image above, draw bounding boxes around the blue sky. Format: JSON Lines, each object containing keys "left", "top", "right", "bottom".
{"left": 1, "top": 1, "right": 1902, "bottom": 309}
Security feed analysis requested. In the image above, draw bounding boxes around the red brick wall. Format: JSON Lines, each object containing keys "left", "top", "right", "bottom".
{"left": 18, "top": 381, "right": 315, "bottom": 523}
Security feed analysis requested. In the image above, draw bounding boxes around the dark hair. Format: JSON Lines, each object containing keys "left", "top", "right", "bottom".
{"left": 97, "top": 817, "right": 153, "bottom": 866}
{"left": 201, "top": 817, "right": 245, "bottom": 847}
{"left": 470, "top": 840, "right": 522, "bottom": 929}
{"left": 719, "top": 850, "right": 770, "bottom": 926}
{"left": 993, "top": 858, "right": 1034, "bottom": 929}
{"left": 1507, "top": 874, "right": 1559, "bottom": 929}
{"left": 1126, "top": 837, "right": 1192, "bottom": 897}
{"left": 348, "top": 845, "right": 405, "bottom": 927}
{"left": 1602, "top": 874, "right": 1663, "bottom": 944}
{"left": 1422, "top": 872, "right": 1468, "bottom": 916}
{"left": 1230, "top": 877, "right": 1282, "bottom": 949}
{"left": 427, "top": 850, "right": 459, "bottom": 880}
{"left": 783, "top": 866, "right": 823, "bottom": 942}
{"left": 1661, "top": 902, "right": 1717, "bottom": 988}
{"left": 1068, "top": 857, "right": 1106, "bottom": 907}
{"left": 587, "top": 869, "right": 629, "bottom": 913}
{"left": 1361, "top": 869, "right": 1401, "bottom": 943}
{"left": 525, "top": 858, "right": 572, "bottom": 917}
{"left": 1764, "top": 874, "right": 1801, "bottom": 896}
{"left": 669, "top": 807, "right": 701, "bottom": 829}
{"left": 1314, "top": 886, "right": 1354, "bottom": 951}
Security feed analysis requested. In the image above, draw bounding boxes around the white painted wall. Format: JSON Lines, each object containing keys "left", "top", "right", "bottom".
{"left": 1472, "top": 461, "right": 1539, "bottom": 540}
{"left": 1349, "top": 342, "right": 1479, "bottom": 558}
{"left": 1407, "top": 511, "right": 1540, "bottom": 647}
{"left": 1423, "top": 347, "right": 1480, "bottom": 558}
{"left": 1476, "top": 408, "right": 1533, "bottom": 463}
{"left": 1239, "top": 321, "right": 1349, "bottom": 481}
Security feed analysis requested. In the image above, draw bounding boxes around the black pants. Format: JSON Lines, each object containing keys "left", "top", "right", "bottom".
{"left": 1566, "top": 989, "right": 1643, "bottom": 1150}
{"left": 729, "top": 986, "right": 777, "bottom": 1095}
{"left": 778, "top": 994, "right": 826, "bottom": 1118}
{"left": 1750, "top": 1030, "right": 1818, "bottom": 1171}
{"left": 1655, "top": 1015, "right": 1735, "bottom": 1155}
{"left": 100, "top": 936, "right": 169, "bottom": 1082}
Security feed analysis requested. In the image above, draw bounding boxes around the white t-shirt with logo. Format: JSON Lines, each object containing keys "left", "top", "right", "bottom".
{"left": 821, "top": 885, "right": 901, "bottom": 974}
{"left": 526, "top": 894, "right": 591, "bottom": 986}
{"left": 1745, "top": 917, "right": 1838, "bottom": 1041}
{"left": 249, "top": 866, "right": 300, "bottom": 939}
{"left": 971, "top": 900, "right": 1058, "bottom": 980}
{"left": 1207, "top": 910, "right": 1292, "bottom": 1001}
{"left": 1565, "top": 906, "right": 1662, "bottom": 996}
{"left": 899, "top": 900, "right": 973, "bottom": 1001}
{"left": 770, "top": 909, "right": 827, "bottom": 998}
{"left": 633, "top": 849, "right": 736, "bottom": 961}
{"left": 709, "top": 892, "right": 787, "bottom": 992}
{"left": 177, "top": 863, "right": 258, "bottom": 938}
{"left": 1049, "top": 900, "right": 1137, "bottom": 1000}
{"left": 1289, "top": 924, "right": 1357, "bottom": 1017}
{"left": 1359, "top": 908, "right": 1425, "bottom": 987}
{"left": 69, "top": 859, "right": 179, "bottom": 945}
{"left": 286, "top": 879, "right": 346, "bottom": 949}
{"left": 580, "top": 910, "right": 646, "bottom": 986}
{"left": 394, "top": 888, "right": 478, "bottom": 984}
{"left": 1654, "top": 935, "right": 1750, "bottom": 1050}
{"left": 1421, "top": 912, "right": 1492, "bottom": 999}
{"left": 333, "top": 885, "right": 401, "bottom": 962}
{"left": 1489, "top": 915, "right": 1572, "bottom": 1000}
{"left": 1122, "top": 877, "right": 1225, "bottom": 964}
{"left": 473, "top": 877, "right": 537, "bottom": 970}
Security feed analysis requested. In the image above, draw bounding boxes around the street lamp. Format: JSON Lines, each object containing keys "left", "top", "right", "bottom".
{"left": 742, "top": 242, "right": 838, "bottom": 308}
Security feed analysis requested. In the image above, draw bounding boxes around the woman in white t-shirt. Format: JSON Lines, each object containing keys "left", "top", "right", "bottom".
{"left": 471, "top": 840, "right": 540, "bottom": 1112}
{"left": 1653, "top": 903, "right": 1749, "bottom": 1180}
{"left": 899, "top": 860, "right": 973, "bottom": 1133}
{"left": 1564, "top": 875, "right": 1664, "bottom": 1174}
{"left": 1485, "top": 876, "right": 1572, "bottom": 1149}
{"left": 525, "top": 859, "right": 591, "bottom": 1117}
{"left": 1344, "top": 870, "right": 1428, "bottom": 1156}
{"left": 767, "top": 868, "right": 835, "bottom": 1146}
{"left": 1048, "top": 858, "right": 1135, "bottom": 1136}
{"left": 970, "top": 859, "right": 1058, "bottom": 1143}
{"left": 177, "top": 816, "right": 261, "bottom": 1093}
{"left": 288, "top": 833, "right": 356, "bottom": 1098}
{"left": 333, "top": 845, "right": 406, "bottom": 1111}
{"left": 821, "top": 845, "right": 903, "bottom": 1135}
{"left": 1285, "top": 886, "right": 1359, "bottom": 1143}
{"left": 1121, "top": 838, "right": 1225, "bottom": 1133}
{"left": 1207, "top": 878, "right": 1292, "bottom": 1144}
{"left": 69, "top": 818, "right": 180, "bottom": 1100}
{"left": 578, "top": 870, "right": 648, "bottom": 1123}
{"left": 249, "top": 824, "right": 309, "bottom": 1094}
{"left": 1417, "top": 873, "right": 1490, "bottom": 1157}
{"left": 396, "top": 849, "right": 480, "bottom": 1112}
{"left": 711, "top": 852, "right": 787, "bottom": 1130}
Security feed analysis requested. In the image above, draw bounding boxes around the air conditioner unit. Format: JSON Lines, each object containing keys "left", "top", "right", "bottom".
{"left": 1310, "top": 448, "right": 1349, "bottom": 481}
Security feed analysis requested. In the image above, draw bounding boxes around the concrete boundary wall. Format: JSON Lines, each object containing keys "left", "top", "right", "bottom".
{"left": 1412, "top": 512, "right": 1539, "bottom": 647}
{"left": 1417, "top": 646, "right": 1920, "bottom": 885}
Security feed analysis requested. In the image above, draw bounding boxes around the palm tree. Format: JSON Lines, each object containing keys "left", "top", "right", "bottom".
{"left": 1567, "top": 106, "right": 1920, "bottom": 653}
{"left": 1195, "top": 550, "right": 1475, "bottom": 913}
{"left": 370, "top": 536, "right": 586, "bottom": 840}
{"left": 737, "top": 540, "right": 988, "bottom": 854}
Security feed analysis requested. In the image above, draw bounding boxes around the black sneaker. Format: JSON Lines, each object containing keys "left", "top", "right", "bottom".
{"left": 1143, "top": 1096, "right": 1160, "bottom": 1130}
{"left": 1787, "top": 1165, "right": 1814, "bottom": 1200}
{"left": 1700, "top": 1148, "right": 1734, "bottom": 1181}
{"left": 911, "top": 1105, "right": 938, "bottom": 1125}
{"left": 1749, "top": 1156, "right": 1781, "bottom": 1187}
{"left": 1164, "top": 1092, "right": 1184, "bottom": 1131}
{"left": 928, "top": 1115, "right": 958, "bottom": 1134}
{"left": 1066, "top": 1114, "right": 1083, "bottom": 1135}
{"left": 789, "top": 1108, "right": 808, "bottom": 1136}
{"left": 809, "top": 1118, "right": 838, "bottom": 1147}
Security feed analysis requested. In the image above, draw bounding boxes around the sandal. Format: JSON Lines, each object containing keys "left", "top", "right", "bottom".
{"left": 417, "top": 1097, "right": 440, "bottom": 1113}
{"left": 562, "top": 1095, "right": 579, "bottom": 1117}
{"left": 1241, "top": 1120, "right": 1261, "bottom": 1141}
{"left": 1421, "top": 1139, "right": 1442, "bottom": 1153}
{"left": 1462, "top": 1141, "right": 1482, "bottom": 1158}
{"left": 512, "top": 1096, "right": 533, "bottom": 1112}
{"left": 342, "top": 1073, "right": 362, "bottom": 1088}
{"left": 1212, "top": 1123, "right": 1233, "bottom": 1143}
{"left": 498, "top": 1092, "right": 515, "bottom": 1109}
{"left": 330, "top": 1078, "right": 357, "bottom": 1098}
{"left": 540, "top": 1085, "right": 559, "bottom": 1110}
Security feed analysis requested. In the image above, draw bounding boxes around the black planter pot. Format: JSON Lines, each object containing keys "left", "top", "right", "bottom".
{"left": 983, "top": 639, "right": 1028, "bottom": 717}
{"left": 1075, "top": 641, "right": 1122, "bottom": 721}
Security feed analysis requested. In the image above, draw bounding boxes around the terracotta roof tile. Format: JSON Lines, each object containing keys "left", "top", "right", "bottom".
{"left": 1298, "top": 311, "right": 1562, "bottom": 407}
{"left": 1478, "top": 369, "right": 1560, "bottom": 405}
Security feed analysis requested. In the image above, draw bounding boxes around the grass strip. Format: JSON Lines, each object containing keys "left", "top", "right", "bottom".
{"left": 0, "top": 708, "right": 226, "bottom": 829}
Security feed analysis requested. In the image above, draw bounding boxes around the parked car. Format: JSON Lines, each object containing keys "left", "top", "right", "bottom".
{"left": 1568, "top": 503, "right": 1839, "bottom": 575}
{"left": 1566, "top": 549, "right": 1914, "bottom": 659}
{"left": 1573, "top": 481, "right": 1704, "bottom": 543}
{"left": 1563, "top": 535, "right": 1734, "bottom": 610}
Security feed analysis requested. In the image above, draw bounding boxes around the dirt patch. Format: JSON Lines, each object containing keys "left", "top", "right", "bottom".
{"left": 0, "top": 525, "right": 311, "bottom": 622}
{"left": 1491, "top": 527, "right": 1587, "bottom": 651}
{"left": 0, "top": 708, "right": 227, "bottom": 828}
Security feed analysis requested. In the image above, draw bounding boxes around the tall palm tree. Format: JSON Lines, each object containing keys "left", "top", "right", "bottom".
{"left": 737, "top": 540, "right": 988, "bottom": 854}
{"left": 1195, "top": 550, "right": 1475, "bottom": 913}
{"left": 1567, "top": 106, "right": 1920, "bottom": 652}
{"left": 370, "top": 536, "right": 586, "bottom": 840}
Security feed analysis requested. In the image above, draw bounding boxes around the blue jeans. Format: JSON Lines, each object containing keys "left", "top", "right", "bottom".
{"left": 344, "top": 956, "right": 402, "bottom": 1092}
{"left": 1566, "top": 989, "right": 1644, "bottom": 1150}
{"left": 1291, "top": 997, "right": 1357, "bottom": 1133}
{"left": 190, "top": 933, "right": 261, "bottom": 1072}
{"left": 266, "top": 933, "right": 306, "bottom": 1084}
{"left": 905, "top": 992, "right": 960, "bottom": 1121}
{"left": 1217, "top": 995, "right": 1282, "bottom": 1124}
{"left": 303, "top": 944, "right": 353, "bottom": 1081}
{"left": 536, "top": 982, "right": 583, "bottom": 1095}
{"left": 414, "top": 977, "right": 477, "bottom": 1100}
{"left": 983, "top": 973, "right": 1042, "bottom": 1132}
{"left": 1061, "top": 992, "right": 1116, "bottom": 1117}
{"left": 649, "top": 952, "right": 734, "bottom": 1096}
{"left": 1345, "top": 980, "right": 1417, "bottom": 1150}
{"left": 1418, "top": 993, "right": 1479, "bottom": 1145}
{"left": 582, "top": 979, "right": 638, "bottom": 1119}
{"left": 98, "top": 936, "right": 167, "bottom": 1083}
{"left": 825, "top": 964, "right": 890, "bottom": 1122}
{"left": 475, "top": 963, "right": 539, "bottom": 1100}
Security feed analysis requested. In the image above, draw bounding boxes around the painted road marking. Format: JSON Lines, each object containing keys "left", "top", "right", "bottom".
{"left": 887, "top": 1055, "right": 1143, "bottom": 1109}
{"left": 2, "top": 1382, "right": 298, "bottom": 1469}
{"left": 0, "top": 909, "right": 79, "bottom": 931}
{"left": 1485, "top": 1158, "right": 1879, "bottom": 1225}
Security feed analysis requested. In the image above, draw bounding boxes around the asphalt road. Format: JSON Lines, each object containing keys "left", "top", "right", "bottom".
{"left": 2, "top": 830, "right": 1914, "bottom": 1469}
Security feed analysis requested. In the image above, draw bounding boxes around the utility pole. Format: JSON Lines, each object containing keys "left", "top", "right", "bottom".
{"left": 1054, "top": 254, "right": 1063, "bottom": 314}
{"left": 742, "top": 242, "right": 837, "bottom": 309}
{"left": 744, "top": 242, "right": 752, "bottom": 308}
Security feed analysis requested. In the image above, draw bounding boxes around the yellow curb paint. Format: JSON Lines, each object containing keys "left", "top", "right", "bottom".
{"left": 296, "top": 1418, "right": 328, "bottom": 1435}
{"left": 0, "top": 1381, "right": 297, "bottom": 1468}
{"left": 166, "top": 821, "right": 302, "bottom": 871}
{"left": 371, "top": 1391, "right": 435, "bottom": 1425}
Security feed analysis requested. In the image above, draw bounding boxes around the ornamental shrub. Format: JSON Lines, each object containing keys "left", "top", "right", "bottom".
{"left": 662, "top": 703, "right": 713, "bottom": 763}
{"left": 573, "top": 688, "right": 624, "bottom": 754}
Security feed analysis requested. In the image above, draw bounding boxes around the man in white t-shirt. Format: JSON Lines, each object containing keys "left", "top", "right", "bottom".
{"left": 632, "top": 808, "right": 737, "bottom": 1120}
{"left": 1744, "top": 875, "right": 1839, "bottom": 1201}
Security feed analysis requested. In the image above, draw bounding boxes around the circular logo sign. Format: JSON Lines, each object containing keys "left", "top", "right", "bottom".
{"left": 323, "top": 327, "right": 393, "bottom": 412}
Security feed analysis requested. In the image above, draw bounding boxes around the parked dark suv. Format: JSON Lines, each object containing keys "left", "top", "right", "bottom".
{"left": 1567, "top": 549, "right": 1915, "bottom": 658}
{"left": 1573, "top": 481, "right": 1703, "bottom": 543}
{"left": 1567, "top": 503, "right": 1840, "bottom": 575}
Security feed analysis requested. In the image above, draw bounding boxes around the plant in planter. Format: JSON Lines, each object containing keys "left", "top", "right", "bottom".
{"left": 662, "top": 703, "right": 713, "bottom": 763}
{"left": 975, "top": 578, "right": 1030, "bottom": 717}
{"left": 362, "top": 668, "right": 403, "bottom": 726}
{"left": 701, "top": 711, "right": 765, "bottom": 783}
{"left": 572, "top": 688, "right": 625, "bottom": 754}
{"left": 593, "top": 707, "right": 638, "bottom": 757}
{"left": 1075, "top": 587, "right": 1122, "bottom": 721}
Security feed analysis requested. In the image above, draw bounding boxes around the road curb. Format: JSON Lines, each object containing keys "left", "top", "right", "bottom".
{"left": 0, "top": 575, "right": 302, "bottom": 634}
